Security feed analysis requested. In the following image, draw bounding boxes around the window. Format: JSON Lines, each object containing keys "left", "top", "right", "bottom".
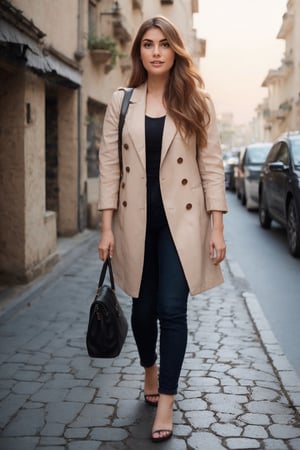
{"left": 275, "top": 143, "right": 289, "bottom": 166}
{"left": 89, "top": 0, "right": 97, "bottom": 35}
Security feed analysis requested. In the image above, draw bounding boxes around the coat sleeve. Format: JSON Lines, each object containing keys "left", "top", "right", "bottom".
{"left": 197, "top": 92, "right": 228, "bottom": 213}
{"left": 98, "top": 89, "right": 124, "bottom": 210}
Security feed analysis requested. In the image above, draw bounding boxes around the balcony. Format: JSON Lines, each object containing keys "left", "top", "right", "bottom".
{"left": 277, "top": 12, "right": 294, "bottom": 39}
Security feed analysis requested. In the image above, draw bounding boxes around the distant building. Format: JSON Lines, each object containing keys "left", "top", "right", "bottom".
{"left": 256, "top": 0, "right": 300, "bottom": 140}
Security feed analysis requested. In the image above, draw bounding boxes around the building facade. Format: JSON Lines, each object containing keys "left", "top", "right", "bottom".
{"left": 257, "top": 0, "right": 300, "bottom": 140}
{"left": 0, "top": 0, "right": 202, "bottom": 284}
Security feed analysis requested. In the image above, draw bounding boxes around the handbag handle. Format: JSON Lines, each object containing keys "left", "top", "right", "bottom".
{"left": 98, "top": 256, "right": 115, "bottom": 291}
{"left": 118, "top": 88, "right": 134, "bottom": 178}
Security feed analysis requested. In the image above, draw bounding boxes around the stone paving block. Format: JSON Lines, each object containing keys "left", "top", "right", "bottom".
{"left": 226, "top": 437, "right": 261, "bottom": 449}
{"left": 0, "top": 388, "right": 9, "bottom": 400}
{"left": 269, "top": 424, "right": 300, "bottom": 439}
{"left": 70, "top": 404, "right": 114, "bottom": 428}
{"left": 228, "top": 367, "right": 277, "bottom": 382}
{"left": 211, "top": 422, "right": 242, "bottom": 437}
{"left": 289, "top": 438, "right": 300, "bottom": 450}
{"left": 46, "top": 401, "right": 84, "bottom": 424}
{"left": 90, "top": 427, "right": 128, "bottom": 441}
{"left": 40, "top": 422, "right": 65, "bottom": 436}
{"left": 96, "top": 444, "right": 128, "bottom": 450}
{"left": 185, "top": 410, "right": 216, "bottom": 428}
{"left": 187, "top": 376, "right": 220, "bottom": 387}
{"left": 89, "top": 373, "right": 122, "bottom": 388}
{"left": 38, "top": 437, "right": 66, "bottom": 446}
{"left": 116, "top": 399, "right": 144, "bottom": 418}
{"left": 13, "top": 369, "right": 41, "bottom": 381}
{"left": 250, "top": 386, "right": 279, "bottom": 401}
{"left": 271, "top": 414, "right": 296, "bottom": 425}
{"left": 243, "top": 424, "right": 268, "bottom": 438}
{"left": 0, "top": 393, "right": 28, "bottom": 428}
{"left": 2, "top": 407, "right": 45, "bottom": 436}
{"left": 64, "top": 427, "right": 90, "bottom": 439}
{"left": 246, "top": 400, "right": 292, "bottom": 415}
{"left": 188, "top": 431, "right": 225, "bottom": 450}
{"left": 46, "top": 373, "right": 89, "bottom": 389}
{"left": 177, "top": 398, "right": 207, "bottom": 411}
{"left": 12, "top": 380, "right": 42, "bottom": 395}
{"left": 65, "top": 387, "right": 96, "bottom": 403}
{"left": 264, "top": 439, "right": 289, "bottom": 449}
{"left": 0, "top": 437, "right": 39, "bottom": 450}
{"left": 31, "top": 387, "right": 68, "bottom": 402}
{"left": 0, "top": 362, "right": 22, "bottom": 378}
{"left": 240, "top": 413, "right": 270, "bottom": 425}
{"left": 36, "top": 447, "right": 65, "bottom": 450}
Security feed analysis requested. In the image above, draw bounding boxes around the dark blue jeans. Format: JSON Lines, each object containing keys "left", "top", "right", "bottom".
{"left": 131, "top": 210, "right": 189, "bottom": 395}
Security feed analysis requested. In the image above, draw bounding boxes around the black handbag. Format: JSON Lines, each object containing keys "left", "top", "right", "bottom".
{"left": 86, "top": 256, "right": 128, "bottom": 358}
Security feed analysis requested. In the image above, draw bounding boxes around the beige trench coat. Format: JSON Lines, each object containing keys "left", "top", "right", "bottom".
{"left": 98, "top": 83, "right": 228, "bottom": 297}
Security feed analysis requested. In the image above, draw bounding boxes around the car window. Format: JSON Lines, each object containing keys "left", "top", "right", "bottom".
{"left": 291, "top": 139, "right": 300, "bottom": 166}
{"left": 246, "top": 145, "right": 271, "bottom": 164}
{"left": 266, "top": 142, "right": 281, "bottom": 163}
{"left": 275, "top": 143, "right": 289, "bottom": 165}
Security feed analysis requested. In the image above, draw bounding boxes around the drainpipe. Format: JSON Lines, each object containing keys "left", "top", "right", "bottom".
{"left": 76, "top": 0, "right": 84, "bottom": 232}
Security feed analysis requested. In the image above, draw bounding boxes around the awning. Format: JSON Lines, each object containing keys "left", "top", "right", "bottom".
{"left": 0, "top": 19, "right": 81, "bottom": 88}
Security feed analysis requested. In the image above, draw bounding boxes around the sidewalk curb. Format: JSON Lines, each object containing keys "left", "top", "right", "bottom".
{"left": 0, "top": 230, "right": 99, "bottom": 325}
{"left": 226, "top": 258, "right": 300, "bottom": 416}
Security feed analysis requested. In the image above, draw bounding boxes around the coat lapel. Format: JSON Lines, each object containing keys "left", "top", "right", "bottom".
{"left": 160, "top": 114, "right": 177, "bottom": 167}
{"left": 126, "top": 84, "right": 147, "bottom": 169}
{"left": 126, "top": 83, "right": 178, "bottom": 170}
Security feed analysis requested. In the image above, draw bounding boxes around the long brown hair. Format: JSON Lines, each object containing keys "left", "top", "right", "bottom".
{"left": 128, "top": 16, "right": 210, "bottom": 147}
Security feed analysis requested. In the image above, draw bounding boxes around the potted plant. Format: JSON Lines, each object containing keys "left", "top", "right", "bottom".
{"left": 88, "top": 34, "right": 122, "bottom": 66}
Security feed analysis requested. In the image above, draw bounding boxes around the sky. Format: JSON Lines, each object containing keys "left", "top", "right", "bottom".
{"left": 193, "top": 0, "right": 287, "bottom": 125}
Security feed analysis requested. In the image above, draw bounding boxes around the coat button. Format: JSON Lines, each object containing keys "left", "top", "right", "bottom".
{"left": 124, "top": 143, "right": 129, "bottom": 150}
{"left": 186, "top": 203, "right": 192, "bottom": 210}
{"left": 125, "top": 166, "right": 130, "bottom": 173}
{"left": 122, "top": 201, "right": 127, "bottom": 207}
{"left": 177, "top": 157, "right": 183, "bottom": 164}
{"left": 121, "top": 182, "right": 125, "bottom": 188}
{"left": 181, "top": 178, "right": 188, "bottom": 185}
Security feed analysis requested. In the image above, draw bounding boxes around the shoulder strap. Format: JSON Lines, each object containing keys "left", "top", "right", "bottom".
{"left": 118, "top": 88, "right": 134, "bottom": 177}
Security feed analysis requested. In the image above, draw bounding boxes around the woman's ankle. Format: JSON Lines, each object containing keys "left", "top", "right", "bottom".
{"left": 152, "top": 393, "right": 174, "bottom": 431}
{"left": 144, "top": 364, "right": 158, "bottom": 394}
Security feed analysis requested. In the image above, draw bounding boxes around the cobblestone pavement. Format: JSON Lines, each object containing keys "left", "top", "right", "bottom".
{"left": 0, "top": 231, "right": 300, "bottom": 450}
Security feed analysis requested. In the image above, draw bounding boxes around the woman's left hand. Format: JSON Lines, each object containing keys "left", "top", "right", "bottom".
{"left": 209, "top": 229, "right": 226, "bottom": 265}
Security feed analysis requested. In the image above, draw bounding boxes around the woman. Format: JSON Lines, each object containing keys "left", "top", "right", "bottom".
{"left": 98, "top": 16, "right": 227, "bottom": 443}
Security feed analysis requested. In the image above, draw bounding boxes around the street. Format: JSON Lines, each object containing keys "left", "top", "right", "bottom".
{"left": 224, "top": 191, "right": 300, "bottom": 376}
{"left": 0, "top": 231, "right": 300, "bottom": 449}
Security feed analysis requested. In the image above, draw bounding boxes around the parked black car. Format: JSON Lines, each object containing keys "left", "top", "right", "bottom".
{"left": 258, "top": 131, "right": 300, "bottom": 257}
{"left": 223, "top": 149, "right": 239, "bottom": 191}
{"left": 235, "top": 142, "right": 272, "bottom": 210}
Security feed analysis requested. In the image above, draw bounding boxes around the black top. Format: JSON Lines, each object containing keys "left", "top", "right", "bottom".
{"left": 145, "top": 115, "right": 167, "bottom": 227}
{"left": 145, "top": 115, "right": 166, "bottom": 180}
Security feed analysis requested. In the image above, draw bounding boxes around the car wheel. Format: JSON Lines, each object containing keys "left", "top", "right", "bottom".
{"left": 259, "top": 190, "right": 272, "bottom": 229}
{"left": 287, "top": 198, "right": 300, "bottom": 257}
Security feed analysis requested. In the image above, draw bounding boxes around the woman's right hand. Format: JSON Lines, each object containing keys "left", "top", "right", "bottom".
{"left": 98, "top": 229, "right": 114, "bottom": 261}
